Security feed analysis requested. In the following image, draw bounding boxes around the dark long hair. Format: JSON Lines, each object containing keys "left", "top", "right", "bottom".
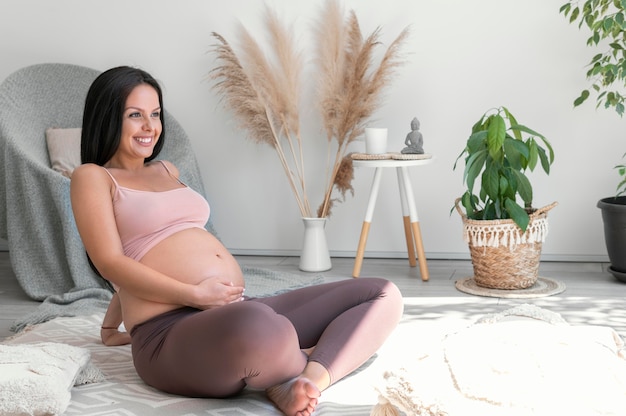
{"left": 81, "top": 66, "right": 165, "bottom": 165}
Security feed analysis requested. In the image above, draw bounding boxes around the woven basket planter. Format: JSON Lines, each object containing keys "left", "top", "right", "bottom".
{"left": 455, "top": 200, "right": 558, "bottom": 290}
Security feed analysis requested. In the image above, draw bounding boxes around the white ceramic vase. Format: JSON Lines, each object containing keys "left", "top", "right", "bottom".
{"left": 299, "top": 217, "right": 332, "bottom": 272}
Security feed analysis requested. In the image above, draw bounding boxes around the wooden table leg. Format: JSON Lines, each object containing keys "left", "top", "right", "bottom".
{"left": 399, "top": 166, "right": 430, "bottom": 281}
{"left": 411, "top": 221, "right": 429, "bottom": 281}
{"left": 352, "top": 221, "right": 371, "bottom": 278}
{"left": 352, "top": 167, "right": 383, "bottom": 278}
{"left": 402, "top": 216, "right": 417, "bottom": 266}
{"left": 397, "top": 168, "right": 417, "bottom": 267}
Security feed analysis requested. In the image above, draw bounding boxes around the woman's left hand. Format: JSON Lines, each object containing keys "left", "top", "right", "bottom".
{"left": 191, "top": 277, "right": 245, "bottom": 310}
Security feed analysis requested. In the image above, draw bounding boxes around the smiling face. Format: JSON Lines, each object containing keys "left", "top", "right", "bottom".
{"left": 117, "top": 84, "right": 162, "bottom": 162}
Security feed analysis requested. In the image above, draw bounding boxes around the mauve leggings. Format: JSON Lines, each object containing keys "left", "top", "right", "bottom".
{"left": 130, "top": 277, "right": 403, "bottom": 397}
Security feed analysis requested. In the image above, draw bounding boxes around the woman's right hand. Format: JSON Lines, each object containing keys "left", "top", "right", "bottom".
{"left": 191, "top": 277, "right": 245, "bottom": 310}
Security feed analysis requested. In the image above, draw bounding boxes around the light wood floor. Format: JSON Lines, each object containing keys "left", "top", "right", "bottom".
{"left": 1, "top": 251, "right": 624, "bottom": 340}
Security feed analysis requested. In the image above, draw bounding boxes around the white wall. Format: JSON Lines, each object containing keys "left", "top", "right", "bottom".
{"left": 0, "top": 0, "right": 619, "bottom": 261}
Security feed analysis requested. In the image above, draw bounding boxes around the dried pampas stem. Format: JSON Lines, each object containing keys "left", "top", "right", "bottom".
{"left": 208, "top": 8, "right": 312, "bottom": 217}
{"left": 316, "top": 3, "right": 410, "bottom": 218}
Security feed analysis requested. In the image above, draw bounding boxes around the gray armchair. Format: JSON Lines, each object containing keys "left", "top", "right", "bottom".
{"left": 0, "top": 63, "right": 212, "bottom": 328}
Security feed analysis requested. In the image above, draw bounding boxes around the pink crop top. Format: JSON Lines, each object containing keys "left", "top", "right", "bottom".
{"left": 103, "top": 161, "right": 210, "bottom": 261}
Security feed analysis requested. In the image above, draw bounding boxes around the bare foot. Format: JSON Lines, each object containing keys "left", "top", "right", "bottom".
{"left": 266, "top": 377, "right": 321, "bottom": 416}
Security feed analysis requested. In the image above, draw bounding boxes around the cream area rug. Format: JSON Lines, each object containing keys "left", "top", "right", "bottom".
{"left": 371, "top": 304, "right": 626, "bottom": 416}
{"left": 4, "top": 292, "right": 626, "bottom": 415}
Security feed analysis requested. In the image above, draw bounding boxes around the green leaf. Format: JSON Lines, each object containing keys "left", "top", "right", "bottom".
{"left": 479, "top": 186, "right": 487, "bottom": 205}
{"left": 502, "top": 107, "right": 522, "bottom": 140}
{"left": 509, "top": 123, "right": 544, "bottom": 139}
{"left": 503, "top": 137, "right": 528, "bottom": 170}
{"left": 482, "top": 163, "right": 500, "bottom": 201}
{"left": 470, "top": 118, "right": 484, "bottom": 134}
{"left": 574, "top": 89, "right": 591, "bottom": 106}
{"left": 527, "top": 139, "right": 539, "bottom": 171}
{"left": 590, "top": 63, "right": 602, "bottom": 76}
{"left": 502, "top": 167, "right": 518, "bottom": 199}
{"left": 501, "top": 106, "right": 517, "bottom": 123}
{"left": 537, "top": 146, "right": 552, "bottom": 174}
{"left": 461, "top": 192, "right": 475, "bottom": 217}
{"left": 571, "top": 6, "right": 580, "bottom": 22}
{"left": 467, "top": 131, "right": 487, "bottom": 152}
{"left": 499, "top": 175, "right": 510, "bottom": 198}
{"left": 505, "top": 198, "right": 530, "bottom": 232}
{"left": 454, "top": 130, "right": 486, "bottom": 171}
{"left": 487, "top": 115, "right": 506, "bottom": 159}
{"left": 453, "top": 150, "right": 465, "bottom": 171}
{"left": 512, "top": 124, "right": 553, "bottom": 167}
{"left": 591, "top": 53, "right": 604, "bottom": 63}
{"left": 483, "top": 201, "right": 497, "bottom": 220}
{"left": 463, "top": 150, "right": 488, "bottom": 194}
{"left": 538, "top": 135, "right": 555, "bottom": 165}
{"left": 512, "top": 170, "right": 533, "bottom": 204}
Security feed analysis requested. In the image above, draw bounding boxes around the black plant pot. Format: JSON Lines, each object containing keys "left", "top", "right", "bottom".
{"left": 597, "top": 196, "right": 626, "bottom": 282}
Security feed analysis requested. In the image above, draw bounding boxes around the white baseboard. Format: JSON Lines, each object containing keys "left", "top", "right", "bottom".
{"left": 228, "top": 248, "right": 609, "bottom": 263}
{"left": 0, "top": 240, "right": 609, "bottom": 262}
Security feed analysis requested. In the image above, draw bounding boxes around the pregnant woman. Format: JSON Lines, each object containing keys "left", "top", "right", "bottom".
{"left": 71, "top": 66, "right": 403, "bottom": 416}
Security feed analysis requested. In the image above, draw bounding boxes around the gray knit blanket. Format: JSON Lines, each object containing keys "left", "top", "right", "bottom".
{"left": 0, "top": 63, "right": 219, "bottom": 332}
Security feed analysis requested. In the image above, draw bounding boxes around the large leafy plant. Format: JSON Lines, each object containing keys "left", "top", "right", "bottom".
{"left": 560, "top": 0, "right": 626, "bottom": 196}
{"left": 454, "top": 107, "right": 555, "bottom": 232}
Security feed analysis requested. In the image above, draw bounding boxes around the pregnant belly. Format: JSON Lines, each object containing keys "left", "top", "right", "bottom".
{"left": 121, "top": 228, "right": 244, "bottom": 331}
{"left": 139, "top": 227, "right": 244, "bottom": 287}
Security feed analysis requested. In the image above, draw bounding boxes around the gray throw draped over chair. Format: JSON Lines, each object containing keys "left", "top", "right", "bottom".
{"left": 0, "top": 63, "right": 213, "bottom": 329}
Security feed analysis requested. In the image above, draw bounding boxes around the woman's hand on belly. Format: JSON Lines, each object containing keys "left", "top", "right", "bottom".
{"left": 190, "top": 276, "right": 245, "bottom": 310}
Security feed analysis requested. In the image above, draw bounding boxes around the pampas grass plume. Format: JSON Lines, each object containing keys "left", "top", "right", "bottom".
{"left": 209, "top": 0, "right": 410, "bottom": 218}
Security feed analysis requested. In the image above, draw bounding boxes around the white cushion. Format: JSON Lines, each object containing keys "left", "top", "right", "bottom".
{"left": 45, "top": 127, "right": 81, "bottom": 177}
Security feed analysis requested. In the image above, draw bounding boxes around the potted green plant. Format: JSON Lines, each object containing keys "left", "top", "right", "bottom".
{"left": 560, "top": 1, "right": 626, "bottom": 281}
{"left": 454, "top": 106, "right": 556, "bottom": 289}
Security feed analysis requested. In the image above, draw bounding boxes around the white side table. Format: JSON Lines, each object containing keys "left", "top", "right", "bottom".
{"left": 352, "top": 157, "right": 434, "bottom": 280}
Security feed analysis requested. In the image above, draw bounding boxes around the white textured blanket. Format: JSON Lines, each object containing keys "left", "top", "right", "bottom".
{"left": 372, "top": 305, "right": 626, "bottom": 416}
{"left": 0, "top": 342, "right": 102, "bottom": 416}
